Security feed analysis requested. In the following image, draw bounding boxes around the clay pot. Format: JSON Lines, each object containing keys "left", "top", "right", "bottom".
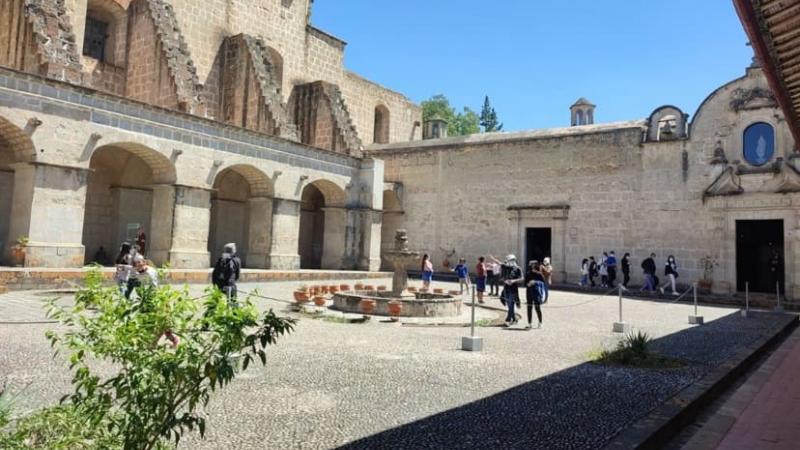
{"left": 319, "top": 286, "right": 329, "bottom": 294}
{"left": 10, "top": 246, "right": 25, "bottom": 267}
{"left": 387, "top": 300, "right": 403, "bottom": 321}
{"left": 329, "top": 285, "right": 339, "bottom": 294}
{"left": 363, "top": 285, "right": 375, "bottom": 291}
{"left": 433, "top": 288, "right": 444, "bottom": 294}
{"left": 448, "top": 290, "right": 460, "bottom": 296}
{"left": 697, "top": 279, "right": 713, "bottom": 293}
{"left": 340, "top": 284, "right": 351, "bottom": 292}
{"left": 419, "top": 287, "right": 429, "bottom": 293}
{"left": 359, "top": 298, "right": 376, "bottom": 315}
{"left": 377, "top": 285, "right": 387, "bottom": 291}
{"left": 407, "top": 287, "right": 418, "bottom": 293}
{"left": 293, "top": 291, "right": 310, "bottom": 303}
{"left": 354, "top": 283, "right": 365, "bottom": 291}
{"left": 313, "top": 295, "right": 326, "bottom": 307}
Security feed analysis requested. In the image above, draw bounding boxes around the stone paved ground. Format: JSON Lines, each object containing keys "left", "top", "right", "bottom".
{"left": 0, "top": 279, "right": 793, "bottom": 449}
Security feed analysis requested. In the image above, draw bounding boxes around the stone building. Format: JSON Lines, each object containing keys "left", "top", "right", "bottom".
{"left": 0, "top": 0, "right": 421, "bottom": 270}
{"left": 369, "top": 64, "right": 799, "bottom": 300}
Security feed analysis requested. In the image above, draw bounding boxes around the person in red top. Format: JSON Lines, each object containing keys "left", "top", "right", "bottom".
{"left": 475, "top": 256, "right": 487, "bottom": 304}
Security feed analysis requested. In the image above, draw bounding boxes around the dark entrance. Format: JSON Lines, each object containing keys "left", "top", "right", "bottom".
{"left": 736, "top": 220, "right": 784, "bottom": 293}
{"left": 525, "top": 228, "right": 552, "bottom": 266}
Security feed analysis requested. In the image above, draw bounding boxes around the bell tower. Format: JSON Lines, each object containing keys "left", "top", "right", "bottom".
{"left": 570, "top": 98, "right": 595, "bottom": 126}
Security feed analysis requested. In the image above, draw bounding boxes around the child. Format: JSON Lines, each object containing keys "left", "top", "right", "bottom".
{"left": 453, "top": 258, "right": 471, "bottom": 294}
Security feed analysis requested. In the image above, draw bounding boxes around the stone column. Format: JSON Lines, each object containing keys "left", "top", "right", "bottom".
{"left": 148, "top": 185, "right": 175, "bottom": 266}
{"left": 360, "top": 209, "right": 383, "bottom": 272}
{"left": 168, "top": 186, "right": 212, "bottom": 269}
{"left": 246, "top": 196, "right": 273, "bottom": 269}
{"left": 322, "top": 206, "right": 347, "bottom": 269}
{"left": 269, "top": 198, "right": 301, "bottom": 269}
{"left": 6, "top": 162, "right": 89, "bottom": 267}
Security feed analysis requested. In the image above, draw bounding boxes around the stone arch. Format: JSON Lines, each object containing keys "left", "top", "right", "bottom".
{"left": 299, "top": 179, "right": 347, "bottom": 269}
{"left": 374, "top": 104, "right": 390, "bottom": 144}
{"left": 380, "top": 189, "right": 404, "bottom": 269}
{"left": 208, "top": 165, "right": 274, "bottom": 268}
{"left": 575, "top": 109, "right": 585, "bottom": 126}
{"left": 265, "top": 46, "right": 284, "bottom": 95}
{"left": 81, "top": 142, "right": 176, "bottom": 265}
{"left": 83, "top": 0, "right": 129, "bottom": 67}
{"left": 0, "top": 116, "right": 35, "bottom": 263}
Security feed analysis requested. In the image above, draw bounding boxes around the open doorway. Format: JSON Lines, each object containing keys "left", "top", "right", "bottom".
{"left": 525, "top": 228, "right": 552, "bottom": 266}
{"left": 736, "top": 219, "right": 784, "bottom": 294}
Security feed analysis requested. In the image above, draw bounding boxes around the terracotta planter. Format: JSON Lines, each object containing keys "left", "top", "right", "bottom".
{"left": 407, "top": 287, "right": 417, "bottom": 293}
{"left": 313, "top": 295, "right": 327, "bottom": 307}
{"left": 419, "top": 287, "right": 429, "bottom": 293}
{"left": 293, "top": 291, "right": 310, "bottom": 303}
{"left": 359, "top": 298, "right": 376, "bottom": 315}
{"left": 433, "top": 288, "right": 444, "bottom": 294}
{"left": 354, "top": 283, "right": 365, "bottom": 291}
{"left": 340, "top": 284, "right": 351, "bottom": 292}
{"left": 308, "top": 287, "right": 318, "bottom": 296}
{"left": 697, "top": 279, "right": 713, "bottom": 293}
{"left": 377, "top": 285, "right": 387, "bottom": 291}
{"left": 448, "top": 290, "right": 460, "bottom": 296}
{"left": 10, "top": 246, "right": 25, "bottom": 267}
{"left": 387, "top": 300, "right": 403, "bottom": 321}
{"left": 319, "top": 286, "right": 329, "bottom": 294}
{"left": 329, "top": 285, "right": 339, "bottom": 294}
{"left": 363, "top": 285, "right": 375, "bottom": 291}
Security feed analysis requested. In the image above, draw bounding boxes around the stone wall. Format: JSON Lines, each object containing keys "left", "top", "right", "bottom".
{"left": 369, "top": 67, "right": 799, "bottom": 299}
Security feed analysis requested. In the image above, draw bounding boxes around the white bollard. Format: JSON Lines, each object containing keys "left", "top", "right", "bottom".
{"left": 462, "top": 285, "right": 483, "bottom": 351}
{"left": 775, "top": 281, "right": 784, "bottom": 313}
{"left": 689, "top": 282, "right": 704, "bottom": 325}
{"left": 613, "top": 285, "right": 630, "bottom": 333}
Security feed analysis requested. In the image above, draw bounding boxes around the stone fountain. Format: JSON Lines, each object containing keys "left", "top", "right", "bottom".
{"left": 382, "top": 229, "right": 419, "bottom": 297}
{"left": 329, "top": 229, "right": 462, "bottom": 317}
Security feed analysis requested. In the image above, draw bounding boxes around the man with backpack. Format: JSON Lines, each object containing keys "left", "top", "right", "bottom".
{"left": 212, "top": 243, "right": 241, "bottom": 300}
{"left": 641, "top": 253, "right": 657, "bottom": 292}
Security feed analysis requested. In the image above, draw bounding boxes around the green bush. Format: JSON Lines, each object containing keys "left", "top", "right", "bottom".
{"left": 1, "top": 267, "right": 295, "bottom": 450}
{"left": 594, "top": 331, "right": 685, "bottom": 369}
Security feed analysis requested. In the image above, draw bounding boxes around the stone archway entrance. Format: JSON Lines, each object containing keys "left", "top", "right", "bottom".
{"left": 81, "top": 143, "right": 176, "bottom": 265}
{"left": 0, "top": 132, "right": 16, "bottom": 261}
{"left": 0, "top": 116, "right": 35, "bottom": 265}
{"left": 299, "top": 180, "right": 347, "bottom": 269}
{"left": 209, "top": 165, "right": 273, "bottom": 268}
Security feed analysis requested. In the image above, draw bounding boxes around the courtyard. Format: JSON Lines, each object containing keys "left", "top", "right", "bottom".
{"left": 0, "top": 279, "right": 793, "bottom": 449}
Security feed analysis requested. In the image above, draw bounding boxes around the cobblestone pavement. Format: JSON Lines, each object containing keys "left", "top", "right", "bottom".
{"left": 0, "top": 279, "right": 793, "bottom": 449}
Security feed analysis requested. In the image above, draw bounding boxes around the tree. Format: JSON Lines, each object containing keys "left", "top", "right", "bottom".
{"left": 1, "top": 268, "right": 295, "bottom": 450}
{"left": 421, "top": 94, "right": 480, "bottom": 137}
{"left": 479, "top": 96, "right": 503, "bottom": 133}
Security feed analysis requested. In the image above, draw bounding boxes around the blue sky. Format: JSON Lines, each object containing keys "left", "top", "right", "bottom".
{"left": 314, "top": 0, "right": 752, "bottom": 131}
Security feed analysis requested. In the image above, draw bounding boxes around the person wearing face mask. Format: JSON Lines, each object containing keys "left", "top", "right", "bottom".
{"left": 659, "top": 255, "right": 680, "bottom": 296}
{"left": 490, "top": 254, "right": 523, "bottom": 327}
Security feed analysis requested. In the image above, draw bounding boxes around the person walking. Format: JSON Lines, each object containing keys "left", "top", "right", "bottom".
{"left": 212, "top": 243, "right": 242, "bottom": 300}
{"left": 525, "top": 261, "right": 547, "bottom": 329}
{"left": 491, "top": 255, "right": 523, "bottom": 326}
{"left": 487, "top": 260, "right": 500, "bottom": 296}
{"left": 580, "top": 258, "right": 589, "bottom": 287}
{"left": 659, "top": 255, "right": 680, "bottom": 296}
{"left": 114, "top": 242, "right": 134, "bottom": 297}
{"left": 136, "top": 225, "right": 147, "bottom": 257}
{"left": 126, "top": 254, "right": 158, "bottom": 299}
{"left": 540, "top": 257, "right": 553, "bottom": 302}
{"left": 421, "top": 254, "right": 434, "bottom": 290}
{"left": 452, "top": 258, "right": 471, "bottom": 294}
{"left": 640, "top": 253, "right": 657, "bottom": 292}
{"left": 475, "top": 256, "right": 487, "bottom": 304}
{"left": 588, "top": 256, "right": 598, "bottom": 287}
{"left": 599, "top": 253, "right": 609, "bottom": 288}
{"left": 621, "top": 253, "right": 631, "bottom": 290}
{"left": 606, "top": 251, "right": 618, "bottom": 288}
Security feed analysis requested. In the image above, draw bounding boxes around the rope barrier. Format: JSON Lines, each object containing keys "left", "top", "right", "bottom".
{"left": 543, "top": 286, "right": 619, "bottom": 309}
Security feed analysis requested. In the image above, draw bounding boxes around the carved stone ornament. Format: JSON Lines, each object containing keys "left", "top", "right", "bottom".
{"left": 730, "top": 87, "right": 778, "bottom": 111}
{"left": 704, "top": 166, "right": 744, "bottom": 197}
{"left": 762, "top": 159, "right": 800, "bottom": 193}
{"left": 710, "top": 141, "right": 728, "bottom": 165}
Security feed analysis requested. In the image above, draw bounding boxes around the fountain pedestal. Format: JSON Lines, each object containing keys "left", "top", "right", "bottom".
{"left": 382, "top": 229, "right": 420, "bottom": 296}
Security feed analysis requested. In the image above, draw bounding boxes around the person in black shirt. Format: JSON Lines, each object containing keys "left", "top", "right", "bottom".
{"left": 525, "top": 261, "right": 546, "bottom": 329}
{"left": 490, "top": 254, "right": 523, "bottom": 326}
{"left": 641, "top": 253, "right": 657, "bottom": 292}
{"left": 621, "top": 253, "right": 631, "bottom": 290}
{"left": 212, "top": 243, "right": 242, "bottom": 300}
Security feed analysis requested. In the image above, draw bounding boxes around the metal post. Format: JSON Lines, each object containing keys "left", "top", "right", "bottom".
{"left": 775, "top": 281, "right": 784, "bottom": 312}
{"left": 613, "top": 284, "right": 629, "bottom": 333}
{"left": 470, "top": 284, "right": 476, "bottom": 337}
{"left": 689, "top": 282, "right": 703, "bottom": 324}
{"left": 742, "top": 282, "right": 749, "bottom": 318}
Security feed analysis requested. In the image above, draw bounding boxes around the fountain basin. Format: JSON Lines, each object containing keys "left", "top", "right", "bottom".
{"left": 332, "top": 291, "right": 462, "bottom": 317}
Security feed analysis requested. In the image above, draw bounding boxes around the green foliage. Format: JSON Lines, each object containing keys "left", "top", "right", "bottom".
{"left": 2, "top": 267, "right": 295, "bottom": 450}
{"left": 479, "top": 96, "right": 503, "bottom": 132}
{"left": 593, "top": 331, "right": 685, "bottom": 369}
{"left": 0, "top": 386, "right": 11, "bottom": 429}
{"left": 421, "top": 94, "right": 480, "bottom": 137}
{"left": 14, "top": 236, "right": 29, "bottom": 247}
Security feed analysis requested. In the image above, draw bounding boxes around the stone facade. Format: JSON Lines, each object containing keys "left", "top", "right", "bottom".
{"left": 369, "top": 66, "right": 800, "bottom": 301}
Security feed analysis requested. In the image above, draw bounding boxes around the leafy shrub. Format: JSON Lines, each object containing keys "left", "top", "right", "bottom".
{"left": 1, "top": 267, "right": 295, "bottom": 450}
{"left": 594, "top": 331, "right": 685, "bottom": 369}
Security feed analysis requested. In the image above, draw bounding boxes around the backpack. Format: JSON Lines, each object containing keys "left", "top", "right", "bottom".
{"left": 214, "top": 257, "right": 236, "bottom": 284}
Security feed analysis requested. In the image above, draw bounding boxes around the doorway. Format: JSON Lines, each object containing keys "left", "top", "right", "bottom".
{"left": 736, "top": 219, "right": 784, "bottom": 293}
{"left": 525, "top": 228, "right": 552, "bottom": 266}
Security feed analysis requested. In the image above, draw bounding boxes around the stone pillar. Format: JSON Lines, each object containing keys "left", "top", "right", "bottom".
{"left": 6, "top": 163, "right": 88, "bottom": 267}
{"left": 322, "top": 206, "right": 347, "bottom": 269}
{"left": 168, "top": 186, "right": 211, "bottom": 269}
{"left": 148, "top": 185, "right": 175, "bottom": 266}
{"left": 360, "top": 209, "right": 383, "bottom": 272}
{"left": 246, "top": 196, "right": 273, "bottom": 269}
{"left": 269, "top": 198, "right": 301, "bottom": 269}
